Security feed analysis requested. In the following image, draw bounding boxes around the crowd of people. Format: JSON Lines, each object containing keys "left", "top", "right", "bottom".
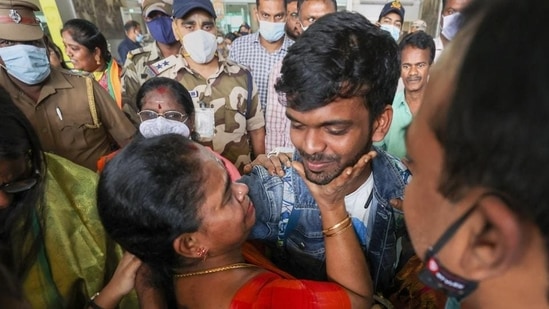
{"left": 0, "top": 0, "right": 547, "bottom": 308}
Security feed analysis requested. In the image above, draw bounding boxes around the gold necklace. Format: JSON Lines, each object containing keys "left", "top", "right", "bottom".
{"left": 174, "top": 263, "right": 257, "bottom": 278}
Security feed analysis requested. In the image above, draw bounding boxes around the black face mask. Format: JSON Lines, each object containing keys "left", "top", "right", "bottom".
{"left": 418, "top": 203, "right": 479, "bottom": 302}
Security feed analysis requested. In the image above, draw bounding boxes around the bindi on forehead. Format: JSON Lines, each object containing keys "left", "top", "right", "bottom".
{"left": 144, "top": 87, "right": 172, "bottom": 110}
{"left": 156, "top": 86, "right": 168, "bottom": 94}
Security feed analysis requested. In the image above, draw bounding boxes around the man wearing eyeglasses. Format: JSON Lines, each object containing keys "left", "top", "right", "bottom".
{"left": 0, "top": 0, "right": 136, "bottom": 171}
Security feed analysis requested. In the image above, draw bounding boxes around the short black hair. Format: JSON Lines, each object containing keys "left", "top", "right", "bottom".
{"left": 276, "top": 11, "right": 400, "bottom": 122}
{"left": 297, "top": 0, "right": 337, "bottom": 13}
{"left": 435, "top": 0, "right": 549, "bottom": 252}
{"left": 123, "top": 20, "right": 140, "bottom": 33}
{"left": 225, "top": 32, "right": 238, "bottom": 42}
{"left": 256, "top": 0, "right": 288, "bottom": 11}
{"left": 399, "top": 31, "right": 436, "bottom": 64}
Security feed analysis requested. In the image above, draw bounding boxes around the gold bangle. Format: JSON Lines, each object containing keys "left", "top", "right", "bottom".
{"left": 324, "top": 221, "right": 353, "bottom": 237}
{"left": 322, "top": 215, "right": 351, "bottom": 234}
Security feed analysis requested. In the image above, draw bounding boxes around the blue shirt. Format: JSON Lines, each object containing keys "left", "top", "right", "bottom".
{"left": 240, "top": 147, "right": 413, "bottom": 294}
{"left": 118, "top": 37, "right": 142, "bottom": 64}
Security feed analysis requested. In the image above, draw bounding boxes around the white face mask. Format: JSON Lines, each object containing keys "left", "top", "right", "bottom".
{"left": 0, "top": 44, "right": 50, "bottom": 85}
{"left": 182, "top": 30, "right": 217, "bottom": 64}
{"left": 258, "top": 20, "right": 286, "bottom": 42}
{"left": 441, "top": 13, "right": 462, "bottom": 41}
{"left": 139, "top": 117, "right": 191, "bottom": 139}
{"left": 380, "top": 24, "right": 400, "bottom": 41}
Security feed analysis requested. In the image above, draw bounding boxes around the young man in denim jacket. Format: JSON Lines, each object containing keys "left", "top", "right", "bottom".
{"left": 240, "top": 11, "right": 413, "bottom": 296}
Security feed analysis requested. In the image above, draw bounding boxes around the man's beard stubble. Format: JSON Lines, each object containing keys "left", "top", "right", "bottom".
{"left": 299, "top": 138, "right": 373, "bottom": 186}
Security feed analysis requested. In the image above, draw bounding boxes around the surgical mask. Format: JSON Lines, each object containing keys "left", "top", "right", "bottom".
{"left": 441, "top": 13, "right": 462, "bottom": 41}
{"left": 418, "top": 204, "right": 478, "bottom": 302}
{"left": 0, "top": 44, "right": 50, "bottom": 85}
{"left": 182, "top": 30, "right": 217, "bottom": 64}
{"left": 139, "top": 117, "right": 191, "bottom": 139}
{"left": 380, "top": 24, "right": 400, "bottom": 41}
{"left": 136, "top": 33, "right": 144, "bottom": 43}
{"left": 301, "top": 24, "right": 309, "bottom": 32}
{"left": 258, "top": 20, "right": 285, "bottom": 42}
{"left": 146, "top": 16, "right": 177, "bottom": 44}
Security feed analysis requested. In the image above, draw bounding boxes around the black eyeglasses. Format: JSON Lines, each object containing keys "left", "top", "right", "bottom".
{"left": 0, "top": 174, "right": 38, "bottom": 194}
{"left": 138, "top": 110, "right": 189, "bottom": 123}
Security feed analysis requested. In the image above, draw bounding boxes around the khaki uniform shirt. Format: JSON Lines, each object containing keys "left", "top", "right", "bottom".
{"left": 148, "top": 55, "right": 265, "bottom": 171}
{"left": 183, "top": 58, "right": 265, "bottom": 171}
{"left": 0, "top": 68, "right": 136, "bottom": 170}
{"left": 120, "top": 43, "right": 164, "bottom": 123}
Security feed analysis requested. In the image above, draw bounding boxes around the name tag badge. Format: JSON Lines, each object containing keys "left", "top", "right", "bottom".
{"left": 189, "top": 90, "right": 199, "bottom": 98}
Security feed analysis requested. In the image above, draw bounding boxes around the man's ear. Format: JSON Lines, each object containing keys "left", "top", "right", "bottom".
{"left": 173, "top": 233, "right": 202, "bottom": 259}
{"left": 371, "top": 105, "right": 393, "bottom": 142}
{"left": 460, "top": 193, "right": 524, "bottom": 281}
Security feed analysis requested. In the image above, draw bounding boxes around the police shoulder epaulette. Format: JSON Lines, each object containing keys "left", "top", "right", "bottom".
{"left": 144, "top": 55, "right": 179, "bottom": 78}
{"left": 225, "top": 59, "right": 251, "bottom": 72}
{"left": 127, "top": 47, "right": 149, "bottom": 61}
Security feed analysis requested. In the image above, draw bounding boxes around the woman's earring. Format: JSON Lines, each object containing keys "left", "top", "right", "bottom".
{"left": 197, "top": 248, "right": 208, "bottom": 262}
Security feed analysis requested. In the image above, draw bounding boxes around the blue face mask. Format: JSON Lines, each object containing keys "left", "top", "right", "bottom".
{"left": 136, "top": 33, "right": 144, "bottom": 43}
{"left": 146, "top": 16, "right": 177, "bottom": 45}
{"left": 258, "top": 20, "right": 285, "bottom": 42}
{"left": 0, "top": 44, "right": 50, "bottom": 85}
{"left": 380, "top": 24, "right": 400, "bottom": 41}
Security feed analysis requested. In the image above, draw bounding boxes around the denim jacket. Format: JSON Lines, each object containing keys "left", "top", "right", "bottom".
{"left": 240, "top": 147, "right": 412, "bottom": 294}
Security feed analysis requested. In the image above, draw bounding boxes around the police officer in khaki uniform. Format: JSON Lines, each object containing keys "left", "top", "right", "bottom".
{"left": 0, "top": 0, "right": 136, "bottom": 171}
{"left": 171, "top": 0, "right": 265, "bottom": 172}
{"left": 121, "top": 0, "right": 181, "bottom": 123}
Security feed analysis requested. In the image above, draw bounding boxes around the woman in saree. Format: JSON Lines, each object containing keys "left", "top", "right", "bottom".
{"left": 97, "top": 133, "right": 375, "bottom": 308}
{"left": 61, "top": 19, "right": 123, "bottom": 108}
